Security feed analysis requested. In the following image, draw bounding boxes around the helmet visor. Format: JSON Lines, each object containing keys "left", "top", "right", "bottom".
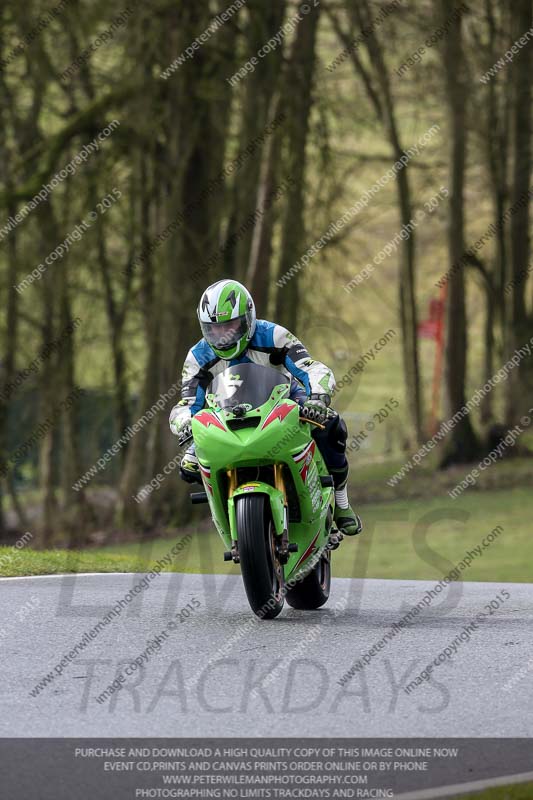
{"left": 200, "top": 315, "right": 249, "bottom": 351}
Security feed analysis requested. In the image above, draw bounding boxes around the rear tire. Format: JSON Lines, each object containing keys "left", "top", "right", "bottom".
{"left": 236, "top": 494, "right": 284, "bottom": 619}
{"left": 285, "top": 550, "right": 331, "bottom": 610}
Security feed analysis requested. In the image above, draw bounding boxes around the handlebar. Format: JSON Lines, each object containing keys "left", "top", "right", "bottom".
{"left": 299, "top": 416, "right": 325, "bottom": 429}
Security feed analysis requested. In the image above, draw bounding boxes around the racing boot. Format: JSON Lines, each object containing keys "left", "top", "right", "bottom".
{"left": 331, "top": 465, "right": 363, "bottom": 536}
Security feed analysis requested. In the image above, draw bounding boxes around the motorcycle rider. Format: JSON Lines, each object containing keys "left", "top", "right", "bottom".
{"left": 169, "top": 279, "right": 362, "bottom": 536}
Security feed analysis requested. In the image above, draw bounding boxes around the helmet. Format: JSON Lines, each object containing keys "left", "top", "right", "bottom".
{"left": 198, "top": 279, "right": 256, "bottom": 359}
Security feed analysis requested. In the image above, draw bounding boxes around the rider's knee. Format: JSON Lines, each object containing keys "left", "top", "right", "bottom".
{"left": 329, "top": 414, "right": 348, "bottom": 454}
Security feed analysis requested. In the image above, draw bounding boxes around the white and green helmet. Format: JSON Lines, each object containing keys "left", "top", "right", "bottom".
{"left": 198, "top": 279, "right": 257, "bottom": 359}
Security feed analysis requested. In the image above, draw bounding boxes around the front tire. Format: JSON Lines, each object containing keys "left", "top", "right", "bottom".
{"left": 285, "top": 550, "right": 331, "bottom": 609}
{"left": 236, "top": 494, "right": 284, "bottom": 619}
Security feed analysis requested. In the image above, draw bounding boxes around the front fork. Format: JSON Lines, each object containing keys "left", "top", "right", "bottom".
{"left": 273, "top": 464, "right": 292, "bottom": 564}
{"left": 226, "top": 466, "right": 297, "bottom": 566}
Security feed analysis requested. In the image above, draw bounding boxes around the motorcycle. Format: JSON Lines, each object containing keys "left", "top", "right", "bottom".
{"left": 184, "top": 362, "right": 342, "bottom": 619}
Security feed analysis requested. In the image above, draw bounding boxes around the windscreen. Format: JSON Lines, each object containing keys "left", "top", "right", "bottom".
{"left": 209, "top": 363, "right": 289, "bottom": 411}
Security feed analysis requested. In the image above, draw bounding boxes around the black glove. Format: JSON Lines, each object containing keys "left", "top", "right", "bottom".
{"left": 177, "top": 421, "right": 192, "bottom": 446}
{"left": 302, "top": 394, "right": 331, "bottom": 424}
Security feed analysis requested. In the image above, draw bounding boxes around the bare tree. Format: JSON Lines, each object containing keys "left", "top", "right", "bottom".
{"left": 327, "top": 0, "right": 424, "bottom": 444}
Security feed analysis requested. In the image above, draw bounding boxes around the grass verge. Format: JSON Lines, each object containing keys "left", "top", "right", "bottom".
{"left": 1, "top": 484, "right": 531, "bottom": 581}
{"left": 457, "top": 780, "right": 533, "bottom": 799}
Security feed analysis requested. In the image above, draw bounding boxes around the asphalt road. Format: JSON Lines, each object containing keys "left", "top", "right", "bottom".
{"left": 1, "top": 572, "right": 532, "bottom": 737}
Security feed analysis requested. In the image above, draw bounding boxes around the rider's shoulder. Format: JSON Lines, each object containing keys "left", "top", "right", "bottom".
{"left": 190, "top": 338, "right": 218, "bottom": 366}
{"left": 251, "top": 319, "right": 291, "bottom": 349}
{"left": 250, "top": 319, "right": 275, "bottom": 347}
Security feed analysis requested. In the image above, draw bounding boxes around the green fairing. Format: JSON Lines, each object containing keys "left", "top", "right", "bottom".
{"left": 230, "top": 483, "right": 285, "bottom": 538}
{"left": 191, "top": 365, "right": 335, "bottom": 583}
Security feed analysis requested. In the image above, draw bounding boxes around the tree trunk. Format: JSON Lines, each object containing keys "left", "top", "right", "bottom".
{"left": 487, "top": 1, "right": 511, "bottom": 349}
{"left": 506, "top": 0, "right": 532, "bottom": 424}
{"left": 246, "top": 94, "right": 284, "bottom": 316}
{"left": 0, "top": 197, "right": 19, "bottom": 538}
{"left": 36, "top": 206, "right": 62, "bottom": 547}
{"left": 481, "top": 286, "right": 495, "bottom": 424}
{"left": 94, "top": 196, "right": 130, "bottom": 452}
{"left": 58, "top": 266, "right": 92, "bottom": 544}
{"left": 0, "top": 35, "right": 20, "bottom": 537}
{"left": 38, "top": 299, "right": 58, "bottom": 548}
{"left": 440, "top": 0, "right": 480, "bottom": 466}
{"left": 225, "top": 0, "right": 287, "bottom": 282}
{"left": 274, "top": 4, "right": 321, "bottom": 330}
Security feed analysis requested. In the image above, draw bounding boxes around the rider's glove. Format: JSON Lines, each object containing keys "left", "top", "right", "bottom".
{"left": 301, "top": 394, "right": 331, "bottom": 425}
{"left": 169, "top": 401, "right": 193, "bottom": 445}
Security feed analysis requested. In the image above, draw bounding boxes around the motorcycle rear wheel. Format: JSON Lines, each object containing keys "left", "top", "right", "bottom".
{"left": 285, "top": 550, "right": 331, "bottom": 609}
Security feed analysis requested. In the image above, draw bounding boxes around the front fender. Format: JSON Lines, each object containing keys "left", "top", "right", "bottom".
{"left": 228, "top": 482, "right": 285, "bottom": 541}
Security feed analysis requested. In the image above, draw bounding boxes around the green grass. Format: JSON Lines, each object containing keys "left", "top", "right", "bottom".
{"left": 2, "top": 484, "right": 531, "bottom": 582}
{"left": 99, "top": 485, "right": 532, "bottom": 583}
{"left": 351, "top": 454, "right": 533, "bottom": 504}
{"left": 458, "top": 781, "right": 533, "bottom": 799}
{"left": 0, "top": 547, "right": 145, "bottom": 578}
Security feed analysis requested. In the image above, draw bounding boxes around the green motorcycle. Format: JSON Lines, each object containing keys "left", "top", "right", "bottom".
{"left": 188, "top": 362, "right": 342, "bottom": 619}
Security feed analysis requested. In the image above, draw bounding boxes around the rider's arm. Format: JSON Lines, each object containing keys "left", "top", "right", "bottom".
{"left": 180, "top": 347, "right": 208, "bottom": 414}
{"left": 169, "top": 343, "right": 218, "bottom": 432}
{"left": 273, "top": 325, "right": 336, "bottom": 398}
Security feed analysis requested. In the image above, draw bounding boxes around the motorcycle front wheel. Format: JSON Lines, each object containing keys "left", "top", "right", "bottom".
{"left": 236, "top": 494, "right": 285, "bottom": 619}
